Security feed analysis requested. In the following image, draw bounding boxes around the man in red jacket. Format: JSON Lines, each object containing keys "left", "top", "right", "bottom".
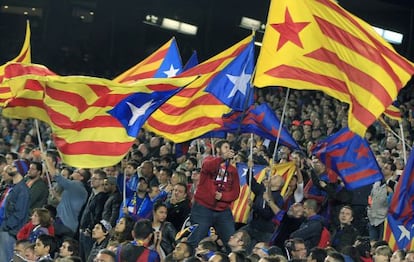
{"left": 187, "top": 139, "right": 240, "bottom": 251}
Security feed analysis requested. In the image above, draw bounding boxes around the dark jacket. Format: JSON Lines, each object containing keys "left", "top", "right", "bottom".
{"left": 102, "top": 190, "right": 122, "bottom": 227}
{"left": 79, "top": 191, "right": 109, "bottom": 230}
{"left": 290, "top": 214, "right": 324, "bottom": 249}
{"left": 166, "top": 198, "right": 191, "bottom": 231}
{"left": 0, "top": 179, "right": 30, "bottom": 237}
{"left": 158, "top": 221, "right": 177, "bottom": 255}
{"left": 331, "top": 224, "right": 359, "bottom": 251}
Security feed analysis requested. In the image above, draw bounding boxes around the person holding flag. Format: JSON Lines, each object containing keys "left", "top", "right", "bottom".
{"left": 187, "top": 139, "right": 240, "bottom": 252}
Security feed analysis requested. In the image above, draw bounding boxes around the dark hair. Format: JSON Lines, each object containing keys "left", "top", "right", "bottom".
{"left": 37, "top": 235, "right": 57, "bottom": 255}
{"left": 160, "top": 167, "right": 173, "bottom": 177}
{"left": 198, "top": 240, "right": 218, "bottom": 252}
{"left": 214, "top": 139, "right": 229, "bottom": 151}
{"left": 187, "top": 157, "right": 198, "bottom": 167}
{"left": 127, "top": 160, "right": 139, "bottom": 169}
{"left": 43, "top": 204, "right": 57, "bottom": 219}
{"left": 175, "top": 182, "right": 188, "bottom": 194}
{"left": 133, "top": 219, "right": 153, "bottom": 240}
{"left": 114, "top": 215, "right": 135, "bottom": 243}
{"left": 62, "top": 238, "right": 79, "bottom": 256}
{"left": 153, "top": 201, "right": 167, "bottom": 212}
{"left": 30, "top": 161, "right": 43, "bottom": 173}
{"left": 178, "top": 241, "right": 194, "bottom": 257}
{"left": 309, "top": 247, "right": 328, "bottom": 262}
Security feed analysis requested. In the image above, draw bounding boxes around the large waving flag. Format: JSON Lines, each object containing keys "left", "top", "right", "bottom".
{"left": 232, "top": 163, "right": 267, "bottom": 223}
{"left": 1, "top": 63, "right": 195, "bottom": 168}
{"left": 205, "top": 39, "right": 255, "bottom": 111}
{"left": 144, "top": 35, "right": 255, "bottom": 143}
{"left": 0, "top": 21, "right": 31, "bottom": 105}
{"left": 384, "top": 149, "right": 414, "bottom": 251}
{"left": 312, "top": 127, "right": 383, "bottom": 189}
{"left": 114, "top": 38, "right": 183, "bottom": 83}
{"left": 217, "top": 103, "right": 300, "bottom": 149}
{"left": 254, "top": 0, "right": 414, "bottom": 137}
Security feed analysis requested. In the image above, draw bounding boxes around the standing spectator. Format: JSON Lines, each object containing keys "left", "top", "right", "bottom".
{"left": 187, "top": 140, "right": 240, "bottom": 251}
{"left": 151, "top": 202, "right": 177, "bottom": 258}
{"left": 330, "top": 205, "right": 358, "bottom": 251}
{"left": 116, "top": 219, "right": 160, "bottom": 262}
{"left": 0, "top": 159, "right": 30, "bottom": 261}
{"left": 290, "top": 199, "right": 324, "bottom": 250}
{"left": 102, "top": 177, "right": 122, "bottom": 227}
{"left": 79, "top": 169, "right": 109, "bottom": 261}
{"left": 116, "top": 161, "right": 140, "bottom": 200}
{"left": 166, "top": 182, "right": 191, "bottom": 231}
{"left": 139, "top": 160, "right": 159, "bottom": 187}
{"left": 26, "top": 161, "right": 49, "bottom": 213}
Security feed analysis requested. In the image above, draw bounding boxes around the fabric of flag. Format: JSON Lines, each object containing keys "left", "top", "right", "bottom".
{"left": 1, "top": 63, "right": 195, "bottom": 168}
{"left": 205, "top": 39, "right": 255, "bottom": 111}
{"left": 114, "top": 38, "right": 183, "bottom": 83}
{"left": 108, "top": 88, "right": 182, "bottom": 137}
{"left": 311, "top": 127, "right": 383, "bottom": 189}
{"left": 254, "top": 0, "right": 414, "bottom": 137}
{"left": 383, "top": 149, "right": 414, "bottom": 251}
{"left": 232, "top": 163, "right": 267, "bottom": 223}
{"left": 217, "top": 103, "right": 300, "bottom": 149}
{"left": 145, "top": 35, "right": 254, "bottom": 143}
{"left": 383, "top": 101, "right": 402, "bottom": 121}
{"left": 270, "top": 161, "right": 296, "bottom": 196}
{"left": 183, "top": 51, "right": 199, "bottom": 71}
{"left": 0, "top": 21, "right": 31, "bottom": 105}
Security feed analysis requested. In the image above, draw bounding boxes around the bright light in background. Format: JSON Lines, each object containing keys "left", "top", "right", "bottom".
{"left": 144, "top": 14, "right": 198, "bottom": 35}
{"left": 373, "top": 26, "right": 403, "bottom": 44}
{"left": 240, "top": 16, "right": 262, "bottom": 31}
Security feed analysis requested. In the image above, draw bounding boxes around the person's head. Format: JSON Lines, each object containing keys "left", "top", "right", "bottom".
{"left": 31, "top": 208, "right": 51, "bottom": 227}
{"left": 92, "top": 220, "right": 112, "bottom": 242}
{"left": 28, "top": 161, "right": 42, "bottom": 179}
{"left": 269, "top": 174, "right": 285, "bottom": 191}
{"left": 103, "top": 176, "right": 117, "bottom": 193}
{"left": 137, "top": 176, "right": 149, "bottom": 193}
{"left": 34, "top": 235, "right": 57, "bottom": 257}
{"left": 215, "top": 140, "right": 231, "bottom": 158}
{"left": 94, "top": 249, "right": 116, "bottom": 262}
{"left": 153, "top": 201, "right": 168, "bottom": 223}
{"left": 390, "top": 249, "right": 406, "bottom": 262}
{"left": 171, "top": 171, "right": 187, "bottom": 185}
{"left": 24, "top": 243, "right": 36, "bottom": 261}
{"left": 228, "top": 230, "right": 251, "bottom": 252}
{"left": 373, "top": 246, "right": 392, "bottom": 262}
{"left": 307, "top": 248, "right": 327, "bottom": 262}
{"left": 289, "top": 238, "right": 307, "bottom": 259}
{"left": 172, "top": 241, "right": 193, "bottom": 261}
{"left": 338, "top": 205, "right": 354, "bottom": 225}
{"left": 185, "top": 157, "right": 198, "bottom": 172}
{"left": 288, "top": 202, "right": 304, "bottom": 218}
{"left": 173, "top": 182, "right": 188, "bottom": 202}
{"left": 124, "top": 161, "right": 139, "bottom": 176}
{"left": 70, "top": 168, "right": 91, "bottom": 183}
{"left": 303, "top": 199, "right": 318, "bottom": 218}
{"left": 324, "top": 252, "right": 345, "bottom": 262}
{"left": 59, "top": 238, "right": 79, "bottom": 258}
{"left": 132, "top": 219, "right": 154, "bottom": 243}
{"left": 258, "top": 255, "right": 288, "bottom": 262}
{"left": 90, "top": 169, "right": 107, "bottom": 190}
{"left": 158, "top": 167, "right": 172, "bottom": 184}
{"left": 196, "top": 240, "right": 218, "bottom": 261}
{"left": 252, "top": 242, "right": 270, "bottom": 258}
{"left": 140, "top": 160, "right": 154, "bottom": 178}
{"left": 14, "top": 240, "right": 29, "bottom": 257}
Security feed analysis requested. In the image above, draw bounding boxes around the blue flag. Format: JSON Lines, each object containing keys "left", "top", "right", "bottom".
{"left": 154, "top": 38, "right": 183, "bottom": 78}
{"left": 183, "top": 51, "right": 199, "bottom": 71}
{"left": 109, "top": 89, "right": 181, "bottom": 137}
{"left": 205, "top": 37, "right": 255, "bottom": 111}
{"left": 214, "top": 103, "right": 300, "bottom": 149}
{"left": 385, "top": 149, "right": 414, "bottom": 249}
{"left": 312, "top": 127, "right": 383, "bottom": 189}
{"left": 236, "top": 162, "right": 267, "bottom": 186}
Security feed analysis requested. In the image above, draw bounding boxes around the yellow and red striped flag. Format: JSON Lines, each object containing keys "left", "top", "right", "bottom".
{"left": 383, "top": 103, "right": 402, "bottom": 122}
{"left": 1, "top": 63, "right": 195, "bottom": 168}
{"left": 231, "top": 161, "right": 296, "bottom": 224}
{"left": 145, "top": 35, "right": 253, "bottom": 143}
{"left": 114, "top": 38, "right": 182, "bottom": 83}
{"left": 0, "top": 20, "right": 31, "bottom": 105}
{"left": 254, "top": 0, "right": 414, "bottom": 137}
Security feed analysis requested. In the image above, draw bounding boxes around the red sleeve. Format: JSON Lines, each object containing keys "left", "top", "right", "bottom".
{"left": 17, "top": 222, "right": 33, "bottom": 240}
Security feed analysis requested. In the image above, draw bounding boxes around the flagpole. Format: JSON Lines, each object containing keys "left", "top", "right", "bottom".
{"left": 399, "top": 121, "right": 407, "bottom": 164}
{"left": 248, "top": 133, "right": 254, "bottom": 206}
{"left": 378, "top": 117, "right": 412, "bottom": 150}
{"left": 272, "top": 88, "right": 291, "bottom": 162}
{"left": 34, "top": 119, "right": 52, "bottom": 190}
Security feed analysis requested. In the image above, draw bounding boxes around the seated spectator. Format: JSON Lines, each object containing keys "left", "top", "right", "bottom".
{"left": 171, "top": 241, "right": 193, "bottom": 262}
{"left": 194, "top": 240, "right": 219, "bottom": 262}
{"left": 330, "top": 206, "right": 358, "bottom": 251}
{"left": 373, "top": 246, "right": 392, "bottom": 262}
{"left": 284, "top": 238, "right": 307, "bottom": 261}
{"left": 390, "top": 249, "right": 406, "bottom": 262}
{"left": 252, "top": 242, "right": 270, "bottom": 258}
{"left": 95, "top": 249, "right": 116, "bottom": 262}
{"left": 227, "top": 230, "right": 251, "bottom": 253}
{"left": 109, "top": 215, "right": 135, "bottom": 246}
{"left": 87, "top": 220, "right": 112, "bottom": 262}
{"left": 34, "top": 234, "right": 57, "bottom": 262}
{"left": 57, "top": 238, "right": 79, "bottom": 259}
{"left": 307, "top": 247, "right": 327, "bottom": 262}
{"left": 17, "top": 207, "right": 54, "bottom": 243}
{"left": 325, "top": 252, "right": 345, "bottom": 262}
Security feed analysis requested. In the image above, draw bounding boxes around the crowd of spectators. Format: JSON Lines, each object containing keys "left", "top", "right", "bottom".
{"left": 0, "top": 87, "right": 413, "bottom": 262}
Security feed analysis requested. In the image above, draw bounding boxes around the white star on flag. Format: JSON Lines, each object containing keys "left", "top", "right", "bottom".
{"left": 241, "top": 168, "right": 248, "bottom": 177}
{"left": 126, "top": 100, "right": 154, "bottom": 126}
{"left": 398, "top": 225, "right": 411, "bottom": 241}
{"left": 163, "top": 65, "right": 180, "bottom": 77}
{"left": 226, "top": 68, "right": 252, "bottom": 98}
